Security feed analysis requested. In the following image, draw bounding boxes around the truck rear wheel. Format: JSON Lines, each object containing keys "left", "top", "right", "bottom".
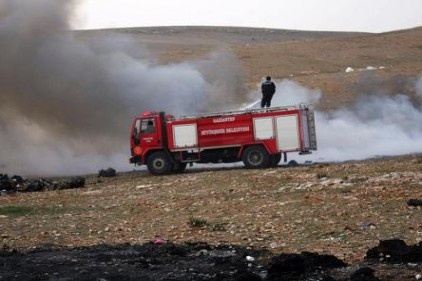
{"left": 147, "top": 151, "right": 173, "bottom": 175}
{"left": 242, "top": 146, "right": 270, "bottom": 168}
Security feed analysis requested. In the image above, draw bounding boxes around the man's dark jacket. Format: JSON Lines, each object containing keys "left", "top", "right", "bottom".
{"left": 261, "top": 80, "right": 276, "bottom": 96}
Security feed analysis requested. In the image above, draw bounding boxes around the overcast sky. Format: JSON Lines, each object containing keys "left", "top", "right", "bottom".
{"left": 73, "top": 0, "right": 422, "bottom": 33}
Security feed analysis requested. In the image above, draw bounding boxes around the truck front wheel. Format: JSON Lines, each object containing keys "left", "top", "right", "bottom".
{"left": 242, "top": 146, "right": 270, "bottom": 168}
{"left": 147, "top": 151, "right": 173, "bottom": 175}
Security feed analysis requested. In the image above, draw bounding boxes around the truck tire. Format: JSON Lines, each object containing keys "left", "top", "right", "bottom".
{"left": 173, "top": 161, "right": 187, "bottom": 173}
{"left": 147, "top": 151, "right": 173, "bottom": 175}
{"left": 242, "top": 145, "right": 270, "bottom": 169}
{"left": 270, "top": 153, "right": 282, "bottom": 167}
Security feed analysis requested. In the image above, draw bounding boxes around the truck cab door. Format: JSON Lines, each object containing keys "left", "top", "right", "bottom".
{"left": 138, "top": 117, "right": 161, "bottom": 147}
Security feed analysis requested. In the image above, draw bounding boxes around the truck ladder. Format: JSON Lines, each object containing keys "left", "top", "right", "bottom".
{"left": 307, "top": 110, "right": 317, "bottom": 150}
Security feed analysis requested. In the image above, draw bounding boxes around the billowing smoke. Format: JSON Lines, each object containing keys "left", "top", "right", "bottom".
{"left": 254, "top": 78, "right": 422, "bottom": 162}
{"left": 2, "top": 1, "right": 420, "bottom": 175}
{"left": 0, "top": 0, "right": 244, "bottom": 176}
{"left": 314, "top": 93, "right": 422, "bottom": 161}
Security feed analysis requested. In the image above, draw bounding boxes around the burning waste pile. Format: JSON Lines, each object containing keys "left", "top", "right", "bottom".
{"left": 0, "top": 239, "right": 421, "bottom": 280}
{"left": 0, "top": 173, "right": 85, "bottom": 194}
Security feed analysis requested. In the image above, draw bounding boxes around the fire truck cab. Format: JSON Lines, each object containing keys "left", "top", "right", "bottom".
{"left": 130, "top": 105, "right": 317, "bottom": 175}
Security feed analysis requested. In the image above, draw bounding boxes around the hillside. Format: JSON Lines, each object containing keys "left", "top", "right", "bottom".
{"left": 77, "top": 26, "right": 422, "bottom": 110}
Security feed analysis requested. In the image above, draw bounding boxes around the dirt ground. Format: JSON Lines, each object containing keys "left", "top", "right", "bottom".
{"left": 1, "top": 26, "right": 422, "bottom": 280}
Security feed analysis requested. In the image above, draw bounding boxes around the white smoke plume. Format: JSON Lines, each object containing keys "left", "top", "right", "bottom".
{"left": 255, "top": 78, "right": 422, "bottom": 162}
{"left": 0, "top": 0, "right": 245, "bottom": 176}
{"left": 314, "top": 93, "right": 422, "bottom": 162}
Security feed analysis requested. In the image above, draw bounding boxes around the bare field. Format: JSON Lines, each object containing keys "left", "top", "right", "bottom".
{"left": 1, "top": 156, "right": 422, "bottom": 279}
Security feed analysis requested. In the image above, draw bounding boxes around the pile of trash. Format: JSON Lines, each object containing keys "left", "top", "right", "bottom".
{"left": 98, "top": 167, "right": 116, "bottom": 177}
{"left": 0, "top": 173, "right": 85, "bottom": 194}
{"left": 366, "top": 239, "right": 422, "bottom": 263}
{"left": 1, "top": 167, "right": 118, "bottom": 195}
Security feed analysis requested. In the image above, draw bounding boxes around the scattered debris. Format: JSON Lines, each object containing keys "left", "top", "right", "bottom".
{"left": 345, "top": 66, "right": 386, "bottom": 73}
{"left": 345, "top": 66, "right": 355, "bottom": 73}
{"left": 152, "top": 236, "right": 166, "bottom": 245}
{"left": 361, "top": 221, "right": 377, "bottom": 231}
{"left": 245, "top": 255, "right": 255, "bottom": 262}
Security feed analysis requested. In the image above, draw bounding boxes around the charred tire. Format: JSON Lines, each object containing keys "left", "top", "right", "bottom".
{"left": 173, "top": 161, "right": 187, "bottom": 173}
{"left": 270, "top": 153, "right": 282, "bottom": 167}
{"left": 242, "top": 145, "right": 270, "bottom": 169}
{"left": 147, "top": 151, "right": 173, "bottom": 175}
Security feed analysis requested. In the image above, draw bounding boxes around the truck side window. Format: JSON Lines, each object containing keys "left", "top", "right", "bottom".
{"left": 141, "top": 119, "right": 156, "bottom": 134}
{"left": 133, "top": 119, "right": 141, "bottom": 145}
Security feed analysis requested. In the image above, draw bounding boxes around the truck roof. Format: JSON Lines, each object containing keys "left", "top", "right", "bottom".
{"left": 176, "top": 104, "right": 310, "bottom": 121}
{"left": 138, "top": 104, "right": 310, "bottom": 121}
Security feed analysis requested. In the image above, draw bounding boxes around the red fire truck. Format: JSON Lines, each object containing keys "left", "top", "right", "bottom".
{"left": 130, "top": 104, "right": 317, "bottom": 175}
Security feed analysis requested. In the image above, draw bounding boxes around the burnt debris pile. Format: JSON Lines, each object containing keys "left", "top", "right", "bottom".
{"left": 0, "top": 173, "right": 85, "bottom": 194}
{"left": 0, "top": 240, "right": 421, "bottom": 280}
{"left": 266, "top": 251, "right": 346, "bottom": 280}
{"left": 0, "top": 241, "right": 269, "bottom": 281}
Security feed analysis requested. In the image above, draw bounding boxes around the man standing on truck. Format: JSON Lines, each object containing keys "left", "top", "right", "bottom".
{"left": 261, "top": 76, "right": 276, "bottom": 108}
